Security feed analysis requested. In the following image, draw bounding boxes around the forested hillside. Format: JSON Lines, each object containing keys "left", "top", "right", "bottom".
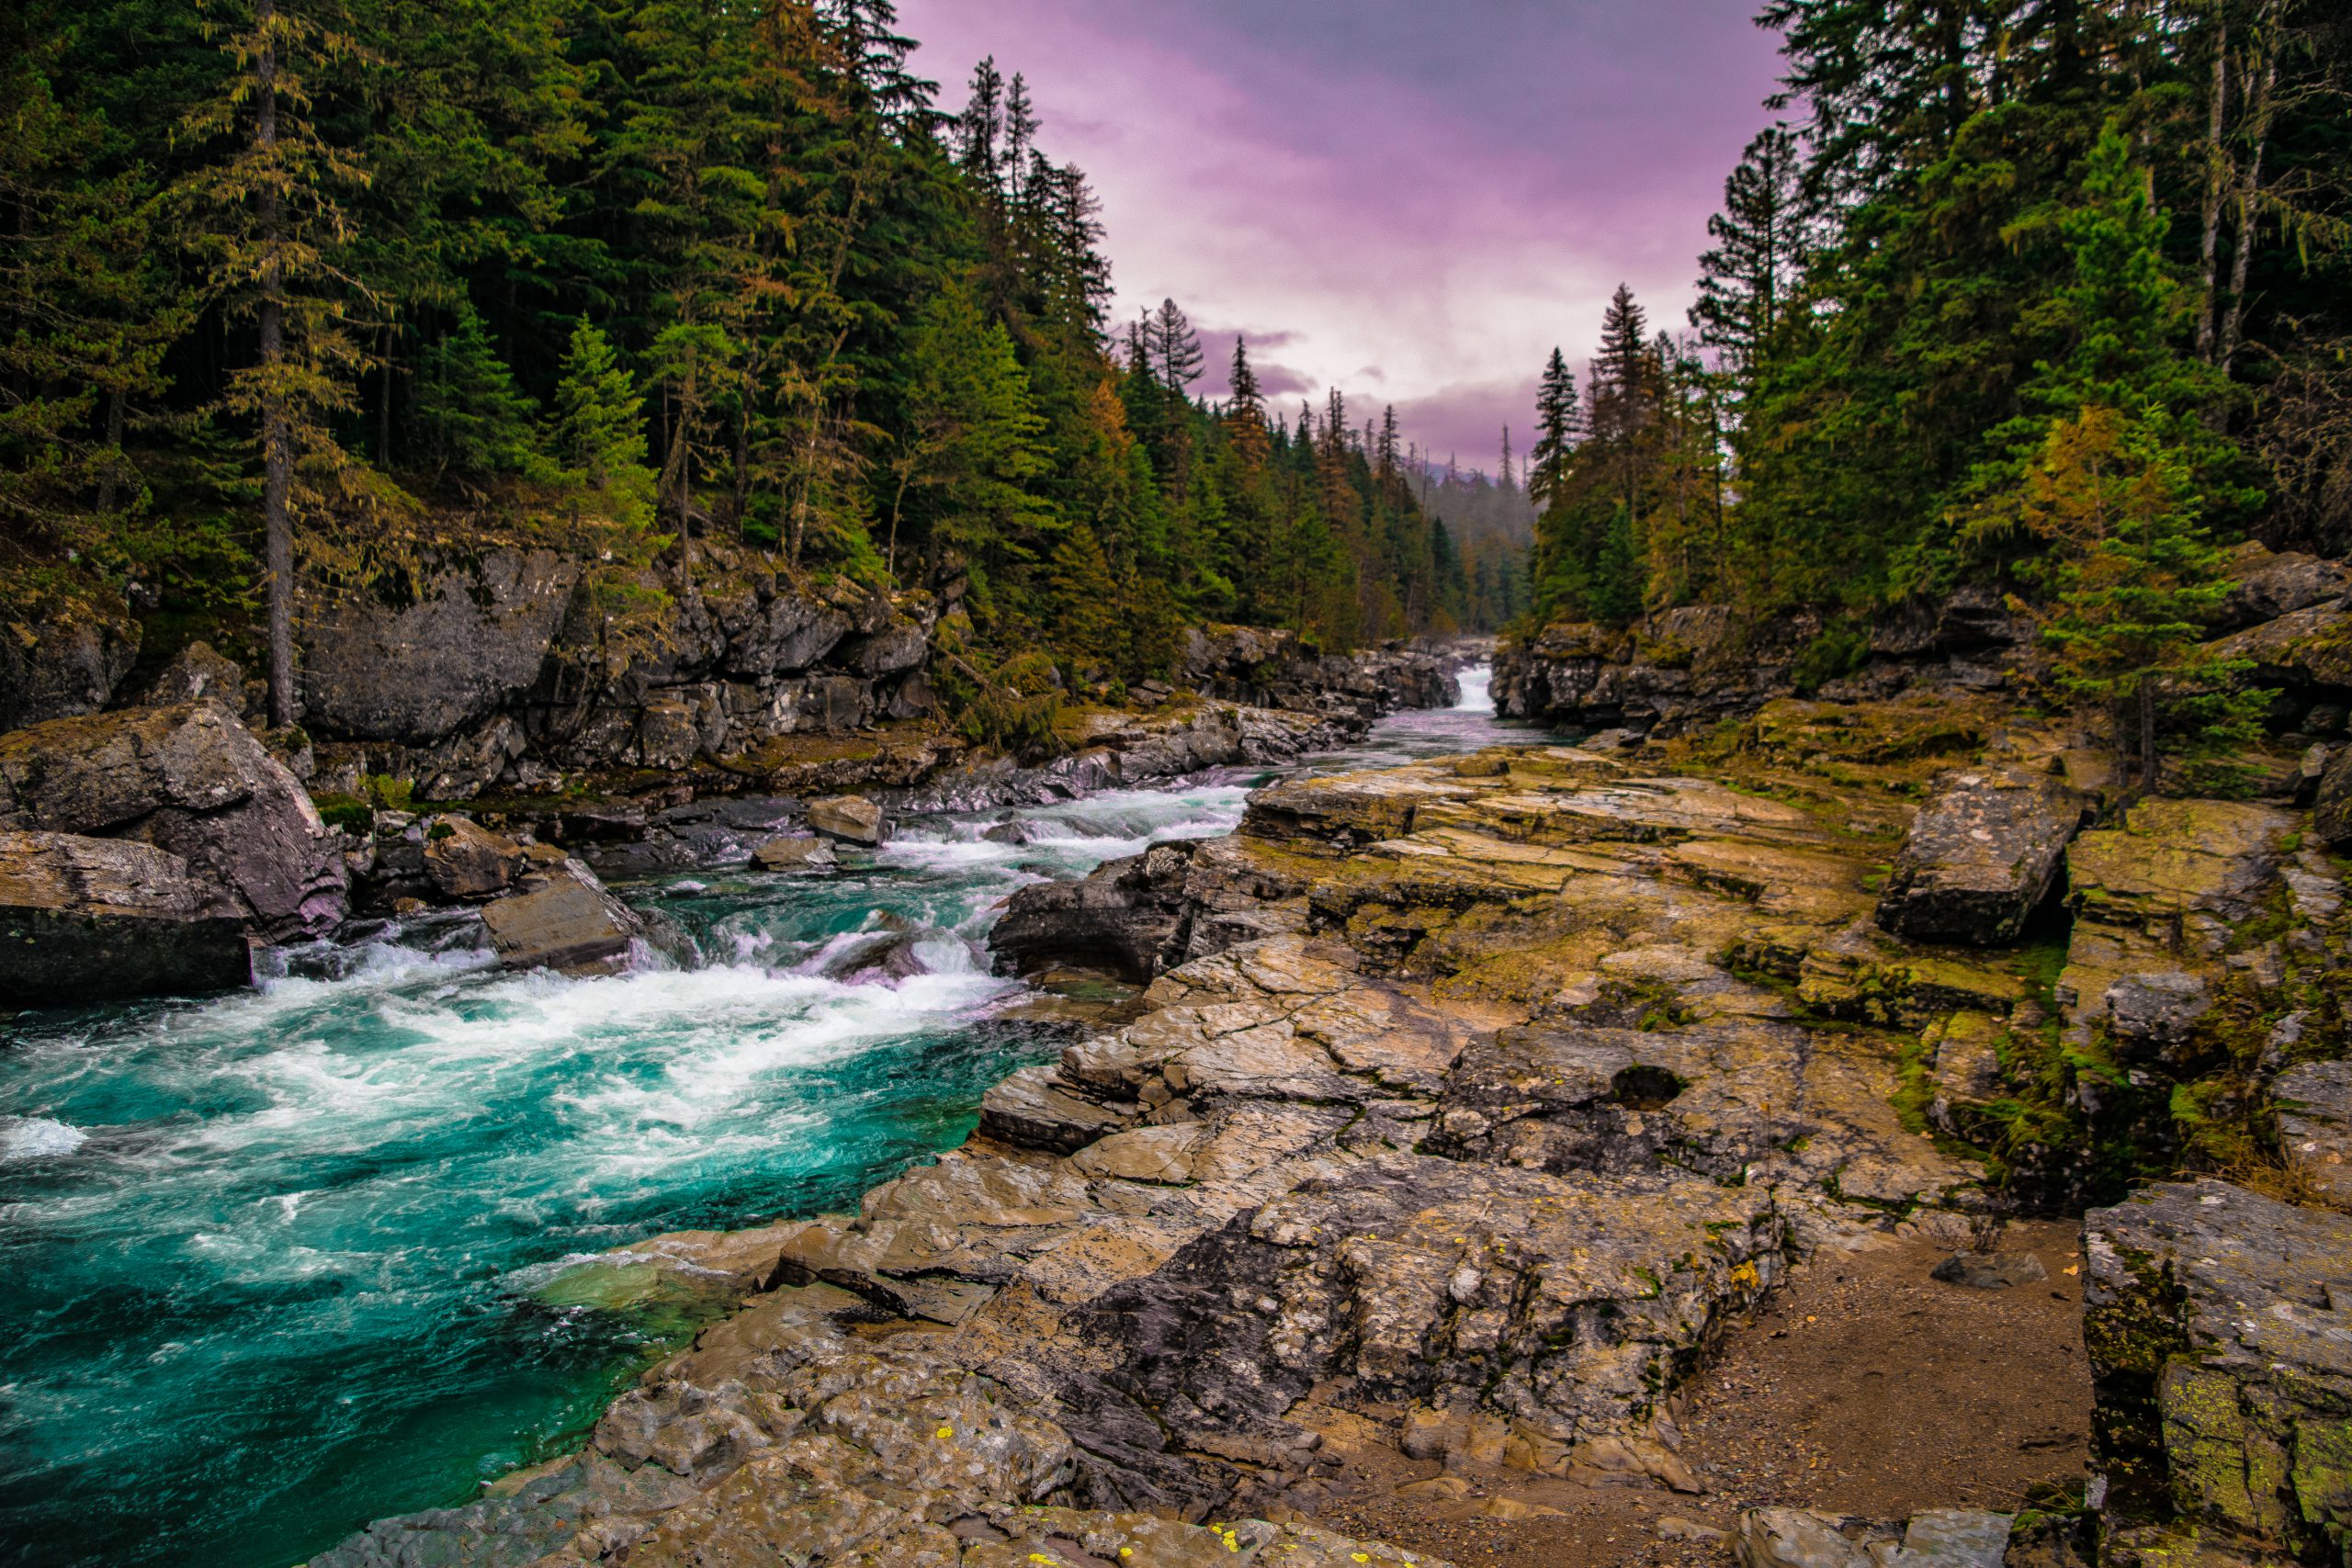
{"left": 1524, "top": 0, "right": 2351, "bottom": 766}
{"left": 0, "top": 0, "right": 1472, "bottom": 728}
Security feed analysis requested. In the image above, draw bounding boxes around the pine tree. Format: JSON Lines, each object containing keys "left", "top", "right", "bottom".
{"left": 1692, "top": 124, "right": 1810, "bottom": 374}
{"left": 413, "top": 302, "right": 537, "bottom": 480}
{"left": 1983, "top": 128, "right": 2264, "bottom": 789}
{"left": 1151, "top": 299, "right": 1204, "bottom": 394}
{"left": 547, "top": 318, "right": 658, "bottom": 536}
{"left": 1528, "top": 347, "right": 1578, "bottom": 513}
{"left": 177, "top": 0, "right": 375, "bottom": 727}
{"left": 1225, "top": 335, "right": 1271, "bottom": 471}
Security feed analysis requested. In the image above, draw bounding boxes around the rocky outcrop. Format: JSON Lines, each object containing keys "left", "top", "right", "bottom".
{"left": 0, "top": 830, "right": 253, "bottom": 1002}
{"left": 0, "top": 601, "right": 141, "bottom": 731}
{"left": 2274, "top": 1060, "right": 2351, "bottom": 1208}
{"left": 392, "top": 731, "right": 1990, "bottom": 1561}
{"left": 0, "top": 701, "right": 347, "bottom": 941}
{"left": 2084, "top": 1179, "right": 2352, "bottom": 1562}
{"left": 421, "top": 814, "right": 526, "bottom": 900}
{"left": 2213, "top": 542, "right": 2351, "bottom": 633}
{"left": 313, "top": 1280, "right": 1445, "bottom": 1568}
{"left": 301, "top": 547, "right": 582, "bottom": 743}
{"left": 1180, "top": 625, "right": 1459, "bottom": 716}
{"left": 1491, "top": 596, "right": 2026, "bottom": 736}
{"left": 1875, "top": 764, "right": 2088, "bottom": 944}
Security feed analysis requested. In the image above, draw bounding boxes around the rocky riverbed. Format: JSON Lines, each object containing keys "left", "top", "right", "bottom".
{"left": 300, "top": 673, "right": 2351, "bottom": 1568}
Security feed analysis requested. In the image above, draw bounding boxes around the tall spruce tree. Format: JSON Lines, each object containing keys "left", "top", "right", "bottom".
{"left": 178, "top": 0, "right": 374, "bottom": 726}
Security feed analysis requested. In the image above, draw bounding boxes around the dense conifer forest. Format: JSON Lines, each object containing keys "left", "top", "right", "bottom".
{"left": 1523, "top": 0, "right": 2351, "bottom": 770}
{"left": 0, "top": 0, "right": 1474, "bottom": 725}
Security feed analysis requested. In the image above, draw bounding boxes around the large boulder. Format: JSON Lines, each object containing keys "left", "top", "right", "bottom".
{"left": 1875, "top": 764, "right": 2087, "bottom": 943}
{"left": 130, "top": 640, "right": 253, "bottom": 714}
{"left": 421, "top": 815, "right": 526, "bottom": 900}
{"left": 300, "top": 547, "right": 578, "bottom": 743}
{"left": 2214, "top": 541, "right": 2350, "bottom": 633}
{"left": 2084, "top": 1179, "right": 2352, "bottom": 1560}
{"left": 0, "top": 603, "right": 141, "bottom": 731}
{"left": 0, "top": 830, "right": 253, "bottom": 1003}
{"left": 0, "top": 701, "right": 347, "bottom": 940}
{"left": 480, "top": 857, "right": 662, "bottom": 975}
{"left": 990, "top": 840, "right": 1200, "bottom": 983}
{"left": 807, "top": 795, "right": 885, "bottom": 845}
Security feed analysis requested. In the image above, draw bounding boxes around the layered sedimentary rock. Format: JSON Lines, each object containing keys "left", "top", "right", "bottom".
{"left": 0, "top": 700, "right": 347, "bottom": 942}
{"left": 0, "top": 829, "right": 252, "bottom": 1001}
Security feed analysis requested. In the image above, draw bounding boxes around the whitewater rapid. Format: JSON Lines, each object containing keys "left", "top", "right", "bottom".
{"left": 0, "top": 668, "right": 1535, "bottom": 1568}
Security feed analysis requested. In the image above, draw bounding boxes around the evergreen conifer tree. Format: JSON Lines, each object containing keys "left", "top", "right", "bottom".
{"left": 413, "top": 303, "right": 537, "bottom": 480}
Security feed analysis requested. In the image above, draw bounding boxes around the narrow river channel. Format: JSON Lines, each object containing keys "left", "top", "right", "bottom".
{"left": 0, "top": 668, "right": 1545, "bottom": 1568}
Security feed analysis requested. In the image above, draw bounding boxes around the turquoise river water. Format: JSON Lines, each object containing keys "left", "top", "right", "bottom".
{"left": 0, "top": 669, "right": 1536, "bottom": 1568}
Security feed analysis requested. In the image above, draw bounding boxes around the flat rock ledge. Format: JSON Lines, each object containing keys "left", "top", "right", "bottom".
{"left": 319, "top": 728, "right": 2019, "bottom": 1568}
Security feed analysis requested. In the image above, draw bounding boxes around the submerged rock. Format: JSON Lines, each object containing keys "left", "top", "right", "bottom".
{"left": 752, "top": 834, "right": 837, "bottom": 871}
{"left": 0, "top": 829, "right": 252, "bottom": 1003}
{"left": 1875, "top": 764, "right": 2085, "bottom": 944}
{"left": 0, "top": 700, "right": 347, "bottom": 940}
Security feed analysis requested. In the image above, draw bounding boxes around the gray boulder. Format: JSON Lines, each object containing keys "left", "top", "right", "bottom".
{"left": 480, "top": 858, "right": 654, "bottom": 975}
{"left": 807, "top": 795, "right": 885, "bottom": 845}
{"left": 0, "top": 830, "right": 253, "bottom": 1003}
{"left": 0, "top": 701, "right": 347, "bottom": 940}
{"left": 2083, "top": 1179, "right": 2352, "bottom": 1559}
{"left": 2274, "top": 1058, "right": 2351, "bottom": 1208}
{"left": 1876, "top": 765, "right": 2086, "bottom": 943}
{"left": 990, "top": 841, "right": 1198, "bottom": 982}
{"left": 752, "top": 835, "right": 836, "bottom": 871}
{"left": 300, "top": 547, "right": 578, "bottom": 743}
{"left": 0, "top": 604, "right": 141, "bottom": 731}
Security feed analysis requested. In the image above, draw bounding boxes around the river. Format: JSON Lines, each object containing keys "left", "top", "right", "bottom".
{"left": 0, "top": 667, "right": 1540, "bottom": 1568}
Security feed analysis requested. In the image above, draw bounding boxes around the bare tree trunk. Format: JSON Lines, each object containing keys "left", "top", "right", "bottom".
{"left": 257, "top": 0, "right": 296, "bottom": 729}
{"left": 2196, "top": 19, "right": 2228, "bottom": 364}
{"left": 96, "top": 389, "right": 126, "bottom": 514}
{"left": 731, "top": 367, "right": 752, "bottom": 539}
{"left": 379, "top": 321, "right": 395, "bottom": 467}
{"left": 2219, "top": 42, "right": 2278, "bottom": 372}
{"left": 2138, "top": 680, "right": 2159, "bottom": 797}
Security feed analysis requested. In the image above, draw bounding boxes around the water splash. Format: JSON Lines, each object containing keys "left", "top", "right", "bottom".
{"left": 0, "top": 670, "right": 1545, "bottom": 1568}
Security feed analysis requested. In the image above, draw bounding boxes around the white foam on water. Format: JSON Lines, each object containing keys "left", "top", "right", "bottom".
{"left": 1453, "top": 662, "right": 1494, "bottom": 713}
{"left": 0, "top": 1116, "right": 88, "bottom": 1162}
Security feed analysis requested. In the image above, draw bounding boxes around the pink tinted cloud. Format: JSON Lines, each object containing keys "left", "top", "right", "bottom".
{"left": 896, "top": 0, "right": 1787, "bottom": 474}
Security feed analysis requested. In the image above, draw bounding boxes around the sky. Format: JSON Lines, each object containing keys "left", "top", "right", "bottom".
{"left": 893, "top": 0, "right": 1792, "bottom": 476}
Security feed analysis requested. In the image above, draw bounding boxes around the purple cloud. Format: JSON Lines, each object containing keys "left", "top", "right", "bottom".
{"left": 898, "top": 0, "right": 1786, "bottom": 472}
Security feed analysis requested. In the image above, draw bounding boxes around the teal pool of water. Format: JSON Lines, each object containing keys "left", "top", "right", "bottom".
{"left": 0, "top": 671, "right": 1540, "bottom": 1568}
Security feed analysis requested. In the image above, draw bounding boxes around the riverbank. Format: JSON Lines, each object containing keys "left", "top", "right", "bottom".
{"left": 305, "top": 683, "right": 2350, "bottom": 1568}
{"left": 0, "top": 671, "right": 1495, "bottom": 1568}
